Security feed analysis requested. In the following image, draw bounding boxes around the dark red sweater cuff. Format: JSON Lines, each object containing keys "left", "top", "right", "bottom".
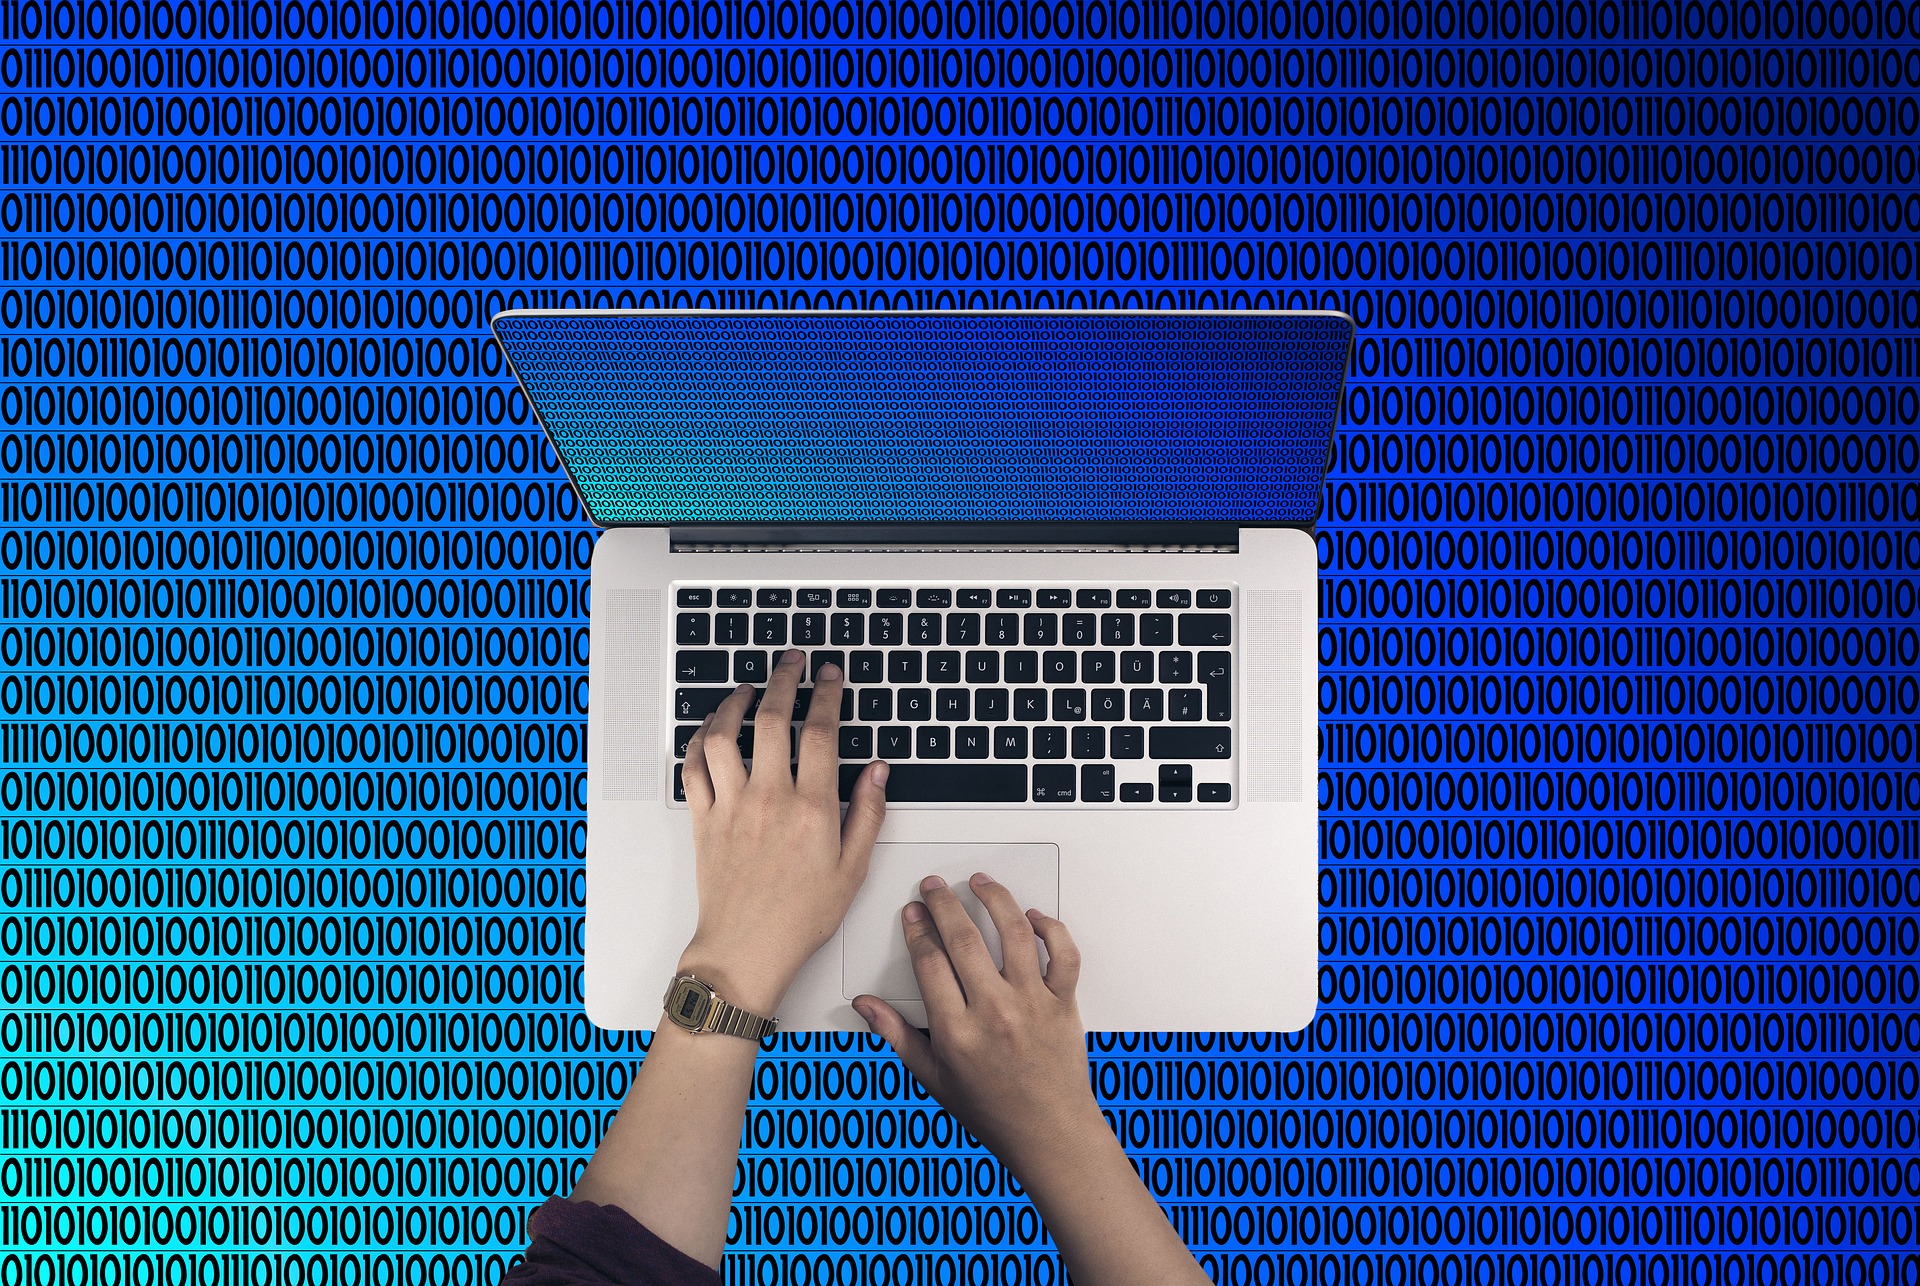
{"left": 507, "top": 1196, "right": 724, "bottom": 1286}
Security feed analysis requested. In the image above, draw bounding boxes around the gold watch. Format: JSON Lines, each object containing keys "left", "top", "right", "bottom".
{"left": 662, "top": 973, "right": 779, "bottom": 1040}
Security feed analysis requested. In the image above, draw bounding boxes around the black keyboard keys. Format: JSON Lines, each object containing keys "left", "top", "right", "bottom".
{"left": 1005, "top": 651, "right": 1039, "bottom": 683}
{"left": 1090, "top": 689, "right": 1125, "bottom": 721}
{"left": 1033, "top": 727, "right": 1067, "bottom": 759}
{"left": 1140, "top": 613, "right": 1174, "bottom": 646}
{"left": 888, "top": 651, "right": 922, "bottom": 684}
{"left": 1158, "top": 651, "right": 1193, "bottom": 684}
{"left": 715, "top": 612, "right": 749, "bottom": 645}
{"left": 793, "top": 613, "right": 826, "bottom": 645}
{"left": 946, "top": 613, "right": 982, "bottom": 645}
{"left": 733, "top": 651, "right": 770, "bottom": 683}
{"left": 877, "top": 726, "right": 912, "bottom": 758}
{"left": 1051, "top": 689, "right": 1087, "bottom": 721}
{"left": 974, "top": 688, "right": 1010, "bottom": 720}
{"left": 955, "top": 726, "right": 990, "bottom": 758}
{"left": 840, "top": 727, "right": 873, "bottom": 759}
{"left": 677, "top": 588, "right": 713, "bottom": 607}
{"left": 909, "top": 613, "right": 941, "bottom": 645}
{"left": 1042, "top": 651, "right": 1076, "bottom": 683}
{"left": 676, "top": 613, "right": 711, "bottom": 645}
{"left": 1111, "top": 728, "right": 1144, "bottom": 758}
{"left": 994, "top": 727, "right": 1028, "bottom": 759}
{"left": 1200, "top": 652, "right": 1232, "bottom": 720}
{"left": 965, "top": 651, "right": 1000, "bottom": 683}
{"left": 1128, "top": 689, "right": 1164, "bottom": 721}
{"left": 1150, "top": 727, "right": 1232, "bottom": 759}
{"left": 898, "top": 688, "right": 933, "bottom": 720}
{"left": 936, "top": 688, "right": 969, "bottom": 720}
{"left": 753, "top": 613, "right": 787, "bottom": 646}
{"left": 1120, "top": 652, "right": 1154, "bottom": 684}
{"left": 1032, "top": 763, "right": 1076, "bottom": 800}
{"left": 850, "top": 650, "right": 884, "bottom": 684}
{"left": 1197, "top": 589, "right": 1232, "bottom": 608}
{"left": 1169, "top": 689, "right": 1204, "bottom": 721}
{"left": 839, "top": 763, "right": 1025, "bottom": 802}
{"left": 1159, "top": 763, "right": 1193, "bottom": 802}
{"left": 1179, "top": 613, "right": 1232, "bottom": 646}
{"left": 831, "top": 613, "right": 865, "bottom": 645}
{"left": 1081, "top": 764, "right": 1116, "bottom": 801}
{"left": 1023, "top": 613, "right": 1058, "bottom": 646}
{"left": 1071, "top": 727, "right": 1105, "bottom": 759}
{"left": 917, "top": 727, "right": 951, "bottom": 758}
{"left": 871, "top": 613, "right": 903, "bottom": 645}
{"left": 927, "top": 651, "right": 962, "bottom": 683}
{"left": 1120, "top": 782, "right": 1153, "bottom": 801}
{"left": 1014, "top": 689, "right": 1047, "bottom": 721}
{"left": 1063, "top": 613, "right": 1097, "bottom": 645}
{"left": 676, "top": 651, "right": 727, "bottom": 682}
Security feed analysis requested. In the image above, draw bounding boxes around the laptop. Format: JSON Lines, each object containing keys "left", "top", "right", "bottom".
{"left": 491, "top": 310, "right": 1352, "bottom": 1032}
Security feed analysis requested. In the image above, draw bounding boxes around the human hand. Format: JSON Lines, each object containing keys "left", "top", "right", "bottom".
{"left": 851, "top": 873, "right": 1104, "bottom": 1182}
{"left": 678, "top": 648, "right": 889, "bottom": 1015}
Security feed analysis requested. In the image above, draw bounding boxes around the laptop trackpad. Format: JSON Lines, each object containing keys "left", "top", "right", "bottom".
{"left": 842, "top": 843, "right": 1060, "bottom": 1001}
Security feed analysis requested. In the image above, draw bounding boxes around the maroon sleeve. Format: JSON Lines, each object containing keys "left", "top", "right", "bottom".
{"left": 505, "top": 1197, "right": 724, "bottom": 1286}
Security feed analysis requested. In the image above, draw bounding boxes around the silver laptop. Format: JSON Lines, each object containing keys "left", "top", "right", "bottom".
{"left": 492, "top": 310, "right": 1352, "bottom": 1032}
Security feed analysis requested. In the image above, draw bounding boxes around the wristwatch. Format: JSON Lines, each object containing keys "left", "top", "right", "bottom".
{"left": 661, "top": 973, "right": 780, "bottom": 1040}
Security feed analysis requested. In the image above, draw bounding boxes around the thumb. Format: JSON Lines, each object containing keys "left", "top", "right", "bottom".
{"left": 840, "top": 760, "right": 890, "bottom": 859}
{"left": 852, "top": 995, "right": 936, "bottom": 1090}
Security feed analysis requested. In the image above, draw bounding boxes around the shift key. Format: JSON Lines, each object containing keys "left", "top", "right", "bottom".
{"left": 1149, "top": 727, "right": 1232, "bottom": 759}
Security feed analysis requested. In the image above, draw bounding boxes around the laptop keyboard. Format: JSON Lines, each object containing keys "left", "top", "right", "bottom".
{"left": 666, "top": 584, "right": 1235, "bottom": 805}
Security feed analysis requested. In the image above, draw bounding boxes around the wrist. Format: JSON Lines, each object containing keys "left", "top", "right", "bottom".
{"left": 673, "top": 943, "right": 795, "bottom": 1018}
{"left": 995, "top": 1097, "right": 1113, "bottom": 1190}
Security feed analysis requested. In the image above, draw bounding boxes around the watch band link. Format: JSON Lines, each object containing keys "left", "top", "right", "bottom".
{"left": 706, "top": 996, "right": 778, "bottom": 1040}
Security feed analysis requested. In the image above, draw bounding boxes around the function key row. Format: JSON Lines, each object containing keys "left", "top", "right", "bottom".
{"left": 678, "top": 587, "right": 1231, "bottom": 610}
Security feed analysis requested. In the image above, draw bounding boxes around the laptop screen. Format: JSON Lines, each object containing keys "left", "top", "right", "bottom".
{"left": 492, "top": 311, "right": 1353, "bottom": 527}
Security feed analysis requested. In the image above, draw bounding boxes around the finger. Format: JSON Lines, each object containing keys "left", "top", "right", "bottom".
{"left": 700, "top": 683, "right": 754, "bottom": 798}
{"left": 918, "top": 876, "right": 1000, "bottom": 994}
{"left": 680, "top": 712, "right": 716, "bottom": 812}
{"left": 967, "top": 873, "right": 1040, "bottom": 983}
{"left": 901, "top": 900, "right": 966, "bottom": 1021}
{"left": 794, "top": 657, "right": 845, "bottom": 799}
{"left": 1027, "top": 909, "right": 1082, "bottom": 999}
{"left": 852, "top": 996, "right": 938, "bottom": 1092}
{"left": 750, "top": 648, "right": 807, "bottom": 788}
{"left": 838, "top": 761, "right": 890, "bottom": 869}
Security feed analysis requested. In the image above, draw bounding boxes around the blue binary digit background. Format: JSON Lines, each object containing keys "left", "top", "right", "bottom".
{"left": 1, "top": 2, "right": 1918, "bottom": 1286}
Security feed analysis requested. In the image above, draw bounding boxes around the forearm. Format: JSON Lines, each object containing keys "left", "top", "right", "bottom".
{"left": 566, "top": 958, "right": 788, "bottom": 1268}
{"left": 1016, "top": 1116, "right": 1213, "bottom": 1286}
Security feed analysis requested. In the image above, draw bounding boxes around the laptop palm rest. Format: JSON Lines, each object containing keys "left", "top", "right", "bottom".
{"left": 841, "top": 843, "right": 1060, "bottom": 1001}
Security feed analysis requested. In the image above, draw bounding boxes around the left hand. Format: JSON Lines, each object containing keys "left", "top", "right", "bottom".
{"left": 677, "top": 647, "right": 890, "bottom": 1014}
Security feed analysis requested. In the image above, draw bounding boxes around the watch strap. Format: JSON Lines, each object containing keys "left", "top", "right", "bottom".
{"left": 703, "top": 995, "right": 779, "bottom": 1040}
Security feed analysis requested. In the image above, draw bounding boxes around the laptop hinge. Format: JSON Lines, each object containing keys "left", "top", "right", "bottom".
{"left": 667, "top": 522, "right": 1244, "bottom": 552}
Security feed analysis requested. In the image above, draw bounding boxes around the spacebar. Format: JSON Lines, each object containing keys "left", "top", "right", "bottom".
{"left": 837, "top": 763, "right": 1027, "bottom": 802}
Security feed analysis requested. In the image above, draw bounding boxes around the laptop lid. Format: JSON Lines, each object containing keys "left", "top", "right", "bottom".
{"left": 491, "top": 310, "right": 1354, "bottom": 532}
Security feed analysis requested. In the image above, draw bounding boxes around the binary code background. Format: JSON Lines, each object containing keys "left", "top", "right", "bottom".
{"left": 3, "top": 0, "right": 1920, "bottom": 1284}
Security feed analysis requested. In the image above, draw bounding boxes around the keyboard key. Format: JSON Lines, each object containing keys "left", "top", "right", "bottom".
{"left": 839, "top": 762, "right": 1026, "bottom": 802}
{"left": 1023, "top": 613, "right": 1058, "bottom": 646}
{"left": 1013, "top": 689, "right": 1047, "bottom": 721}
{"left": 871, "top": 613, "right": 903, "bottom": 645}
{"left": 673, "top": 764, "right": 686, "bottom": 800}
{"left": 916, "top": 727, "right": 951, "bottom": 758}
{"left": 1063, "top": 613, "right": 1097, "bottom": 645}
{"left": 1169, "top": 689, "right": 1204, "bottom": 721}
{"left": 1200, "top": 652, "right": 1232, "bottom": 721}
{"left": 877, "top": 589, "right": 912, "bottom": 607}
{"left": 1111, "top": 728, "right": 1144, "bottom": 759}
{"left": 749, "top": 614, "right": 784, "bottom": 646}
{"left": 1159, "top": 651, "right": 1193, "bottom": 684}
{"left": 1129, "top": 689, "right": 1165, "bottom": 721}
{"left": 676, "top": 651, "right": 727, "bottom": 682}
{"left": 715, "top": 613, "right": 749, "bottom": 645}
{"left": 830, "top": 613, "right": 865, "bottom": 645}
{"left": 877, "top": 726, "right": 912, "bottom": 758}
{"left": 840, "top": 727, "right": 873, "bottom": 759}
{"left": 716, "top": 589, "right": 752, "bottom": 607}
{"left": 975, "top": 688, "right": 1010, "bottom": 721}
{"left": 810, "top": 650, "right": 845, "bottom": 681}
{"left": 1051, "top": 688, "right": 1087, "bottom": 721}
{"left": 1032, "top": 764, "right": 1076, "bottom": 800}
{"left": 1150, "top": 727, "right": 1232, "bottom": 759}
{"left": 1082, "top": 650, "right": 1116, "bottom": 684}
{"left": 850, "top": 650, "right": 884, "bottom": 683}
{"left": 1199, "top": 782, "right": 1232, "bottom": 802}
{"left": 674, "top": 687, "right": 737, "bottom": 721}
{"left": 1042, "top": 651, "right": 1077, "bottom": 683}
{"left": 965, "top": 651, "right": 1000, "bottom": 683}
{"left": 1033, "top": 727, "right": 1067, "bottom": 758}
{"left": 898, "top": 688, "right": 933, "bottom": 720}
{"left": 946, "top": 613, "right": 981, "bottom": 646}
{"left": 1117, "top": 589, "right": 1152, "bottom": 608}
{"left": 1156, "top": 589, "right": 1191, "bottom": 608}
{"left": 858, "top": 689, "right": 893, "bottom": 721}
{"left": 957, "top": 589, "right": 992, "bottom": 607}
{"left": 1179, "top": 614, "right": 1232, "bottom": 646}
{"left": 836, "top": 588, "right": 871, "bottom": 608}
{"left": 993, "top": 727, "right": 1028, "bottom": 759}
{"left": 887, "top": 651, "right": 922, "bottom": 684}
{"left": 1082, "top": 764, "right": 1116, "bottom": 801}
{"left": 1072, "top": 727, "right": 1106, "bottom": 759}
{"left": 733, "top": 651, "right": 769, "bottom": 683}
{"left": 1090, "top": 689, "right": 1125, "bottom": 721}
{"left": 1197, "top": 589, "right": 1232, "bottom": 608}
{"left": 1037, "top": 589, "right": 1072, "bottom": 608}
{"left": 1005, "top": 651, "right": 1039, "bottom": 683}
{"left": 676, "top": 613, "right": 711, "bottom": 645}
{"left": 995, "top": 589, "right": 1032, "bottom": 608}
{"left": 797, "top": 588, "right": 833, "bottom": 607}
{"left": 985, "top": 613, "right": 1020, "bottom": 645}
{"left": 757, "top": 588, "right": 792, "bottom": 607}
{"left": 793, "top": 613, "right": 826, "bottom": 645}
{"left": 673, "top": 725, "right": 700, "bottom": 758}
{"left": 1159, "top": 763, "right": 1193, "bottom": 803}
{"left": 1140, "top": 613, "right": 1174, "bottom": 646}
{"left": 1075, "top": 589, "right": 1112, "bottom": 608}
{"left": 916, "top": 588, "right": 952, "bottom": 608}
{"left": 936, "top": 688, "right": 969, "bottom": 720}
{"left": 955, "top": 726, "right": 990, "bottom": 758}
{"left": 909, "top": 613, "right": 941, "bottom": 645}
{"left": 928, "top": 651, "right": 962, "bottom": 683}
{"left": 1100, "top": 613, "right": 1135, "bottom": 646}
{"left": 1119, "top": 781, "right": 1153, "bottom": 802}
{"left": 677, "top": 588, "right": 713, "bottom": 607}
{"left": 1120, "top": 651, "right": 1154, "bottom": 684}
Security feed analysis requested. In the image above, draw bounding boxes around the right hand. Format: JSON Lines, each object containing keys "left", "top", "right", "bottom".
{"left": 851, "top": 873, "right": 1103, "bottom": 1180}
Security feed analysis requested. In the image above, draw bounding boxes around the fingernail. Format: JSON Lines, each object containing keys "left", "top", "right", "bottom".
{"left": 785, "top": 648, "right": 804, "bottom": 665}
{"left": 919, "top": 874, "right": 945, "bottom": 893}
{"left": 970, "top": 872, "right": 992, "bottom": 886}
{"left": 873, "top": 761, "right": 889, "bottom": 786}
{"left": 903, "top": 901, "right": 928, "bottom": 922}
{"left": 818, "top": 662, "right": 841, "bottom": 681}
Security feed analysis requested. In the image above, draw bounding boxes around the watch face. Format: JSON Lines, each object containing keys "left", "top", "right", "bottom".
{"left": 667, "top": 979, "right": 710, "bottom": 1028}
